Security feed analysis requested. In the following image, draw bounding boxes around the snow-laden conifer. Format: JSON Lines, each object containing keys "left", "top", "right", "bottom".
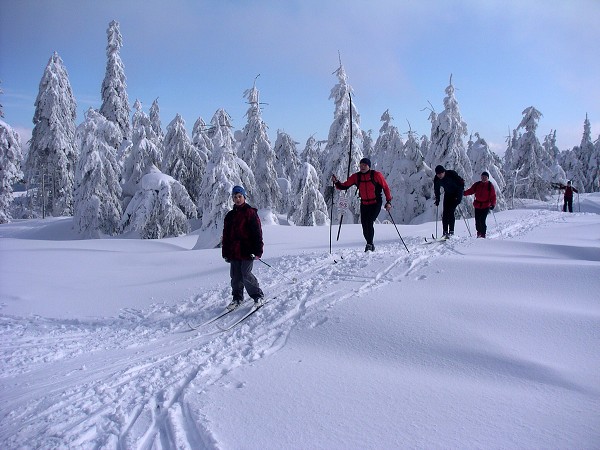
{"left": 0, "top": 115, "right": 24, "bottom": 223}
{"left": 121, "top": 101, "right": 162, "bottom": 206}
{"left": 162, "top": 114, "right": 206, "bottom": 205}
{"left": 373, "top": 110, "right": 403, "bottom": 179}
{"left": 273, "top": 130, "right": 300, "bottom": 182}
{"left": 73, "top": 108, "right": 122, "bottom": 237}
{"left": 542, "top": 130, "right": 567, "bottom": 186}
{"left": 321, "top": 63, "right": 363, "bottom": 222}
{"left": 192, "top": 116, "right": 213, "bottom": 161}
{"left": 590, "top": 133, "right": 600, "bottom": 192}
{"left": 426, "top": 76, "right": 473, "bottom": 183}
{"left": 100, "top": 20, "right": 130, "bottom": 143}
{"left": 121, "top": 165, "right": 196, "bottom": 239}
{"left": 238, "top": 81, "right": 281, "bottom": 212}
{"left": 197, "top": 109, "right": 256, "bottom": 234}
{"left": 288, "top": 162, "right": 329, "bottom": 226}
{"left": 149, "top": 98, "right": 164, "bottom": 145}
{"left": 25, "top": 52, "right": 77, "bottom": 217}
{"left": 467, "top": 132, "right": 507, "bottom": 210}
{"left": 505, "top": 107, "right": 553, "bottom": 201}
{"left": 576, "top": 114, "right": 596, "bottom": 192}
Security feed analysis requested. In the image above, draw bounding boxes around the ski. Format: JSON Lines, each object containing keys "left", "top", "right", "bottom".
{"left": 423, "top": 234, "right": 449, "bottom": 245}
{"left": 217, "top": 300, "right": 271, "bottom": 332}
{"left": 186, "top": 302, "right": 245, "bottom": 331}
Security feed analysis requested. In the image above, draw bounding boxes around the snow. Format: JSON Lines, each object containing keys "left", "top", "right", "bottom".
{"left": 1, "top": 195, "right": 600, "bottom": 449}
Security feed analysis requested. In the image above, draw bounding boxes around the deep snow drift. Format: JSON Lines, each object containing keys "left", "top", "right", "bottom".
{"left": 1, "top": 194, "right": 599, "bottom": 449}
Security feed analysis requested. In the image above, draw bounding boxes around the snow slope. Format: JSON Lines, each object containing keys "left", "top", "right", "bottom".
{"left": 1, "top": 194, "right": 599, "bottom": 449}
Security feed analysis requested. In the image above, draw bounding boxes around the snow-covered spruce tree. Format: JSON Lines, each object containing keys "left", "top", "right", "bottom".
{"left": 504, "top": 106, "right": 553, "bottom": 201}
{"left": 301, "top": 135, "right": 323, "bottom": 175}
{"left": 362, "top": 129, "right": 374, "bottom": 164}
{"left": 121, "top": 100, "right": 162, "bottom": 207}
{"left": 577, "top": 114, "right": 595, "bottom": 192}
{"left": 121, "top": 165, "right": 197, "bottom": 239}
{"left": 542, "top": 130, "right": 567, "bottom": 185}
{"left": 73, "top": 108, "right": 123, "bottom": 237}
{"left": 0, "top": 98, "right": 24, "bottom": 223}
{"left": 321, "top": 63, "right": 364, "bottom": 223}
{"left": 467, "top": 132, "right": 507, "bottom": 210}
{"left": 273, "top": 129, "right": 299, "bottom": 213}
{"left": 238, "top": 81, "right": 281, "bottom": 212}
{"left": 288, "top": 162, "right": 329, "bottom": 226}
{"left": 558, "top": 147, "right": 587, "bottom": 193}
{"left": 149, "top": 98, "right": 164, "bottom": 146}
{"left": 197, "top": 109, "right": 256, "bottom": 233}
{"left": 25, "top": 52, "right": 77, "bottom": 217}
{"left": 373, "top": 109, "right": 403, "bottom": 179}
{"left": 427, "top": 76, "right": 473, "bottom": 184}
{"left": 192, "top": 116, "right": 213, "bottom": 161}
{"left": 100, "top": 20, "right": 130, "bottom": 145}
{"left": 591, "top": 134, "right": 600, "bottom": 192}
{"left": 162, "top": 114, "right": 206, "bottom": 205}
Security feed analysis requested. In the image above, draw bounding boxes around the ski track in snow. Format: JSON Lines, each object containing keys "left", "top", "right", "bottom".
{"left": 0, "top": 209, "right": 567, "bottom": 448}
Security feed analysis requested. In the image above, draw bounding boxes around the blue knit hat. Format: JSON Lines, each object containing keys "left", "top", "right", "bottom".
{"left": 232, "top": 185, "right": 246, "bottom": 197}
{"left": 360, "top": 157, "right": 371, "bottom": 167}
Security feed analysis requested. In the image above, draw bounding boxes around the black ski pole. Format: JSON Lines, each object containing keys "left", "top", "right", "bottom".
{"left": 435, "top": 203, "right": 439, "bottom": 239}
{"left": 387, "top": 210, "right": 409, "bottom": 253}
{"left": 329, "top": 182, "right": 334, "bottom": 254}
{"left": 252, "top": 255, "right": 297, "bottom": 283}
{"left": 457, "top": 204, "right": 472, "bottom": 237}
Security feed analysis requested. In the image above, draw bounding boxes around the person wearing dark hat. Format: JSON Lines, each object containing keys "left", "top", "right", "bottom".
{"left": 433, "top": 165, "right": 465, "bottom": 237}
{"left": 222, "top": 185, "right": 265, "bottom": 310}
{"left": 463, "top": 171, "right": 497, "bottom": 238}
{"left": 557, "top": 180, "right": 578, "bottom": 212}
{"left": 332, "top": 157, "right": 393, "bottom": 252}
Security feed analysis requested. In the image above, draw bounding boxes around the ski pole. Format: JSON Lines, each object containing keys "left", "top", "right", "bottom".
{"left": 491, "top": 208, "right": 501, "bottom": 238}
{"left": 252, "top": 255, "right": 297, "bottom": 283}
{"left": 387, "top": 210, "right": 409, "bottom": 253}
{"left": 458, "top": 204, "right": 472, "bottom": 237}
{"left": 435, "top": 204, "right": 439, "bottom": 239}
{"left": 329, "top": 183, "right": 334, "bottom": 254}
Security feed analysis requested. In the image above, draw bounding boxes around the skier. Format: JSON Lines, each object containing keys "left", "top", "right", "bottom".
{"left": 463, "top": 171, "right": 497, "bottom": 238}
{"left": 222, "top": 185, "right": 265, "bottom": 310}
{"left": 332, "top": 157, "right": 392, "bottom": 252}
{"left": 433, "top": 165, "right": 465, "bottom": 238}
{"left": 558, "top": 181, "right": 578, "bottom": 213}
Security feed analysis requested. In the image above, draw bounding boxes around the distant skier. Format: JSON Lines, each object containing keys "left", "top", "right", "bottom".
{"left": 332, "top": 157, "right": 392, "bottom": 252}
{"left": 558, "top": 181, "right": 578, "bottom": 213}
{"left": 463, "top": 171, "right": 497, "bottom": 238}
{"left": 433, "top": 165, "right": 465, "bottom": 237}
{"left": 222, "top": 185, "right": 265, "bottom": 310}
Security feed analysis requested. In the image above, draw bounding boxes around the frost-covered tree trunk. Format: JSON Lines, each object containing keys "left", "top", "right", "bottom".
{"left": 100, "top": 20, "right": 131, "bottom": 144}
{"left": 0, "top": 116, "right": 24, "bottom": 223}
{"left": 321, "top": 64, "right": 364, "bottom": 223}
{"left": 427, "top": 76, "right": 473, "bottom": 183}
{"left": 373, "top": 110, "right": 403, "bottom": 179}
{"left": 25, "top": 52, "right": 77, "bottom": 217}
{"left": 162, "top": 114, "right": 206, "bottom": 206}
{"left": 288, "top": 162, "right": 329, "bottom": 226}
{"left": 467, "top": 132, "right": 507, "bottom": 210}
{"left": 505, "top": 107, "right": 553, "bottom": 201}
{"left": 121, "top": 165, "right": 196, "bottom": 239}
{"left": 121, "top": 101, "right": 162, "bottom": 207}
{"left": 238, "top": 82, "right": 281, "bottom": 212}
{"left": 73, "top": 108, "right": 123, "bottom": 237}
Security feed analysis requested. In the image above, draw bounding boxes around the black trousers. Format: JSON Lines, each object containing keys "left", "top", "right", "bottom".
{"left": 474, "top": 207, "right": 490, "bottom": 236}
{"left": 563, "top": 198, "right": 573, "bottom": 213}
{"left": 360, "top": 202, "right": 382, "bottom": 245}
{"left": 230, "top": 260, "right": 263, "bottom": 301}
{"left": 442, "top": 197, "right": 459, "bottom": 234}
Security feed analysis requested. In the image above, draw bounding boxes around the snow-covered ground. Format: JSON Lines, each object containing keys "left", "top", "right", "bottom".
{"left": 1, "top": 194, "right": 599, "bottom": 449}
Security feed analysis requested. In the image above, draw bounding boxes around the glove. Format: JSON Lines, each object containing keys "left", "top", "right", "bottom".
{"left": 331, "top": 175, "right": 338, "bottom": 184}
{"left": 250, "top": 254, "right": 259, "bottom": 260}
{"left": 434, "top": 199, "right": 439, "bottom": 206}
{"left": 490, "top": 205, "right": 495, "bottom": 210}
{"left": 224, "top": 257, "right": 231, "bottom": 263}
{"left": 384, "top": 201, "right": 392, "bottom": 211}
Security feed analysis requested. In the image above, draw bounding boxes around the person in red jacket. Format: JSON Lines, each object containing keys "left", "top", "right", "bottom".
{"left": 463, "top": 171, "right": 497, "bottom": 238}
{"left": 222, "top": 185, "right": 264, "bottom": 310}
{"left": 559, "top": 181, "right": 578, "bottom": 213}
{"left": 332, "top": 157, "right": 392, "bottom": 252}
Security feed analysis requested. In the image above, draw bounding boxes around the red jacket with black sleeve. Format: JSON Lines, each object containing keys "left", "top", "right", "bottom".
{"left": 464, "top": 181, "right": 496, "bottom": 209}
{"left": 335, "top": 170, "right": 392, "bottom": 206}
{"left": 222, "top": 203, "right": 264, "bottom": 261}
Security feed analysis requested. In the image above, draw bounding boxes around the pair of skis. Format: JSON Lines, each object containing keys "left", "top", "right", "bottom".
{"left": 187, "top": 299, "right": 270, "bottom": 332}
{"left": 423, "top": 234, "right": 450, "bottom": 244}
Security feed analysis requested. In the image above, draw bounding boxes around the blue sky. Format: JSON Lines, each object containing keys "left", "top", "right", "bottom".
{"left": 1, "top": 0, "right": 599, "bottom": 156}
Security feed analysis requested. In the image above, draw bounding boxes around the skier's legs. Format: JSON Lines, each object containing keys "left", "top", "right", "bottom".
{"left": 240, "top": 260, "right": 263, "bottom": 300}
{"left": 230, "top": 261, "right": 244, "bottom": 301}
{"left": 360, "top": 203, "right": 381, "bottom": 245}
{"left": 442, "top": 198, "right": 456, "bottom": 234}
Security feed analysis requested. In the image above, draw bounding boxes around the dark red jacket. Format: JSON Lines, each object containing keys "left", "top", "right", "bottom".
{"left": 222, "top": 203, "right": 263, "bottom": 260}
{"left": 464, "top": 181, "right": 496, "bottom": 209}
{"left": 335, "top": 170, "right": 392, "bottom": 205}
{"left": 560, "top": 185, "right": 578, "bottom": 199}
